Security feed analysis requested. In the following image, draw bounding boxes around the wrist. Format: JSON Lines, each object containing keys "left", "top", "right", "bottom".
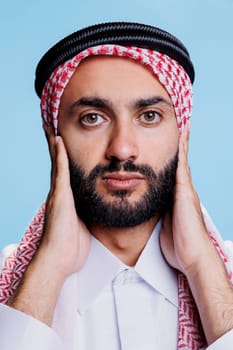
{"left": 184, "top": 241, "right": 233, "bottom": 345}
{"left": 9, "top": 244, "right": 66, "bottom": 326}
{"left": 182, "top": 230, "right": 222, "bottom": 280}
{"left": 33, "top": 242, "right": 69, "bottom": 282}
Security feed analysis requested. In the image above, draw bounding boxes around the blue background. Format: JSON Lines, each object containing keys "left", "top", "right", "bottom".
{"left": 0, "top": 0, "right": 232, "bottom": 249}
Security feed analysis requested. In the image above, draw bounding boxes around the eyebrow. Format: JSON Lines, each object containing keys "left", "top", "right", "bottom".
{"left": 132, "top": 96, "right": 173, "bottom": 110}
{"left": 69, "top": 95, "right": 173, "bottom": 113}
{"left": 70, "top": 97, "right": 112, "bottom": 112}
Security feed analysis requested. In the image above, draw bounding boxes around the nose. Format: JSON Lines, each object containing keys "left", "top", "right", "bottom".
{"left": 105, "top": 122, "right": 139, "bottom": 162}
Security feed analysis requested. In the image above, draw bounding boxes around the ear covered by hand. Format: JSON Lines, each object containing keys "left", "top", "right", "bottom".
{"left": 42, "top": 123, "right": 91, "bottom": 278}
{"left": 160, "top": 122, "right": 211, "bottom": 276}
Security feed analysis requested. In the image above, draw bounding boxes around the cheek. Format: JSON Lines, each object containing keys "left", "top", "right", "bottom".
{"left": 61, "top": 131, "right": 108, "bottom": 174}
{"left": 139, "top": 126, "right": 179, "bottom": 169}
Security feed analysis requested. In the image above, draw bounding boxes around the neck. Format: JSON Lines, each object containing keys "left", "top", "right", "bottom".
{"left": 90, "top": 217, "right": 159, "bottom": 266}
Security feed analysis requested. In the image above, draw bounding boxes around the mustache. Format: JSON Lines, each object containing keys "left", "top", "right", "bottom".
{"left": 83, "top": 158, "right": 158, "bottom": 182}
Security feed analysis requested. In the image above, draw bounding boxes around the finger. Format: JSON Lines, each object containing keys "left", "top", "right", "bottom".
{"left": 43, "top": 122, "right": 57, "bottom": 193}
{"left": 179, "top": 122, "right": 190, "bottom": 165}
{"left": 54, "top": 136, "right": 71, "bottom": 189}
{"left": 177, "top": 122, "right": 191, "bottom": 184}
{"left": 43, "top": 122, "right": 56, "bottom": 163}
{"left": 183, "top": 120, "right": 190, "bottom": 159}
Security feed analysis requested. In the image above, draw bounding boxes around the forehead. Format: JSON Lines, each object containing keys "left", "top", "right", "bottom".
{"left": 61, "top": 55, "right": 172, "bottom": 104}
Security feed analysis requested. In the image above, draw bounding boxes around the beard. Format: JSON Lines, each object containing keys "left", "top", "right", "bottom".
{"left": 69, "top": 153, "right": 178, "bottom": 228}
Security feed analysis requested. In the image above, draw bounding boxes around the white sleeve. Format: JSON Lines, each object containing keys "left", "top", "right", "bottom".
{"left": 206, "top": 329, "right": 233, "bottom": 350}
{"left": 0, "top": 303, "right": 64, "bottom": 350}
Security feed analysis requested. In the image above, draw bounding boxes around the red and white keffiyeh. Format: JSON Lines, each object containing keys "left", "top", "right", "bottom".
{"left": 0, "top": 45, "right": 232, "bottom": 350}
{"left": 40, "top": 44, "right": 192, "bottom": 133}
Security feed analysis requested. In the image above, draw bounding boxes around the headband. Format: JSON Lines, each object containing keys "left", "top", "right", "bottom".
{"left": 35, "top": 22, "right": 195, "bottom": 97}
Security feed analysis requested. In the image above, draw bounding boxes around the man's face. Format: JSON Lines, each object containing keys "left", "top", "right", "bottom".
{"left": 58, "top": 56, "right": 179, "bottom": 228}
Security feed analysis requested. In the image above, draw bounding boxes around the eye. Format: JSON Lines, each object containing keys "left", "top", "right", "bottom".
{"left": 80, "top": 113, "right": 105, "bottom": 126}
{"left": 139, "top": 111, "right": 161, "bottom": 125}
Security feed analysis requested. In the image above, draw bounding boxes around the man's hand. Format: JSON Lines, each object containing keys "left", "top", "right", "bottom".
{"left": 160, "top": 123, "right": 233, "bottom": 345}
{"left": 9, "top": 124, "right": 91, "bottom": 326}
{"left": 41, "top": 123, "right": 91, "bottom": 278}
{"left": 160, "top": 123, "right": 210, "bottom": 275}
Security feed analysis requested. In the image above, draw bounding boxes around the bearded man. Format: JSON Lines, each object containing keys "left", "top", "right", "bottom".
{"left": 0, "top": 22, "right": 233, "bottom": 350}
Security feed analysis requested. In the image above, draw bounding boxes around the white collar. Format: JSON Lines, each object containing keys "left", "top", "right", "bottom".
{"left": 76, "top": 221, "right": 178, "bottom": 314}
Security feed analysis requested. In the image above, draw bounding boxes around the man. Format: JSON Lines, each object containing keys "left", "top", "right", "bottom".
{"left": 0, "top": 22, "right": 233, "bottom": 349}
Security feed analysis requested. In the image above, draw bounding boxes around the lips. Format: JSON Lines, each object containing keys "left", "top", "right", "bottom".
{"left": 102, "top": 172, "right": 144, "bottom": 190}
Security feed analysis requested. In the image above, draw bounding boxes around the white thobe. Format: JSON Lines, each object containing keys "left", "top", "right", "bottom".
{"left": 0, "top": 221, "right": 233, "bottom": 349}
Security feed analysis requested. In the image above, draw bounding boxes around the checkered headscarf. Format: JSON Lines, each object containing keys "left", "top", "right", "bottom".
{"left": 40, "top": 44, "right": 192, "bottom": 134}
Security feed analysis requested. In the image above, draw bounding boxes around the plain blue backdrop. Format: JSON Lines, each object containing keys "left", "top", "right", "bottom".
{"left": 0, "top": 0, "right": 232, "bottom": 249}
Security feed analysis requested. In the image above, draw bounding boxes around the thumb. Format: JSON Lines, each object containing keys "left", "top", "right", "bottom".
{"left": 159, "top": 212, "right": 178, "bottom": 269}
